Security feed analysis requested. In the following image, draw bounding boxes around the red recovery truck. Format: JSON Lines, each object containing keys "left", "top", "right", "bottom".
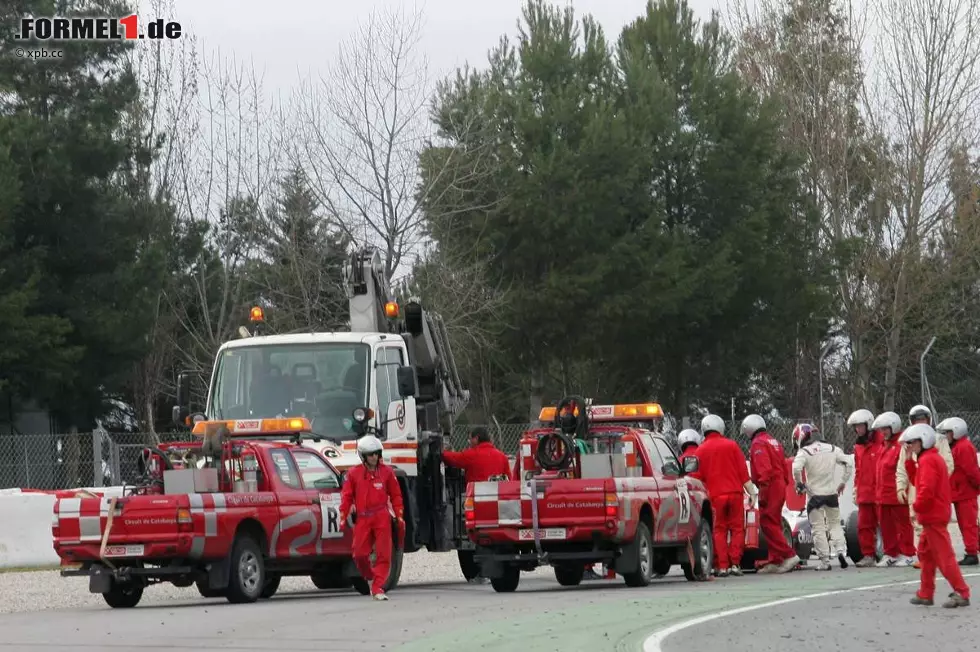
{"left": 53, "top": 417, "right": 370, "bottom": 608}
{"left": 465, "top": 397, "right": 713, "bottom": 592}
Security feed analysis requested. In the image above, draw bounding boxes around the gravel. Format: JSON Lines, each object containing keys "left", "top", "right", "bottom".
{"left": 0, "top": 551, "right": 552, "bottom": 615}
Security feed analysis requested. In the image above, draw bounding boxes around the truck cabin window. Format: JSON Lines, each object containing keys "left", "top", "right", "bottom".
{"left": 211, "top": 343, "right": 369, "bottom": 440}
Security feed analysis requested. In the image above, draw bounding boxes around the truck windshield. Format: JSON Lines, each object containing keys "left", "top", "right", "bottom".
{"left": 209, "top": 342, "right": 369, "bottom": 439}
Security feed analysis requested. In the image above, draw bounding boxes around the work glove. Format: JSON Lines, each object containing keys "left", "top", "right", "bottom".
{"left": 897, "top": 489, "right": 907, "bottom": 504}
{"left": 836, "top": 483, "right": 845, "bottom": 496}
{"left": 795, "top": 481, "right": 807, "bottom": 495}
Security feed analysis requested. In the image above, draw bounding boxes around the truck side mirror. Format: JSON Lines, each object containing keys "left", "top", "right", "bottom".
{"left": 682, "top": 456, "right": 699, "bottom": 475}
{"left": 173, "top": 371, "right": 192, "bottom": 427}
{"left": 396, "top": 366, "right": 417, "bottom": 398}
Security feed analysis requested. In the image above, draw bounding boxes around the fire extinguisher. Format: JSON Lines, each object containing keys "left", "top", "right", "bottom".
{"left": 744, "top": 492, "right": 760, "bottom": 549}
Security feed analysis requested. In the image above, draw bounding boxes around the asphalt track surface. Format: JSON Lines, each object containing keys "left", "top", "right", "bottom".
{"left": 2, "top": 567, "right": 977, "bottom": 651}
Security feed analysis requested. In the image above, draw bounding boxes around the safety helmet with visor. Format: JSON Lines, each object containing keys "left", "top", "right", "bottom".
{"left": 898, "top": 423, "right": 936, "bottom": 450}
{"left": 871, "top": 411, "right": 902, "bottom": 439}
{"left": 356, "top": 434, "right": 384, "bottom": 462}
{"left": 936, "top": 417, "right": 969, "bottom": 441}
{"left": 677, "top": 429, "right": 701, "bottom": 450}
{"left": 908, "top": 404, "right": 932, "bottom": 426}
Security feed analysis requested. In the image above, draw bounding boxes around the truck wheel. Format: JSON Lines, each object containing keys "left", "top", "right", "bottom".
{"left": 490, "top": 565, "right": 521, "bottom": 593}
{"left": 260, "top": 575, "right": 281, "bottom": 599}
{"left": 311, "top": 563, "right": 351, "bottom": 589}
{"left": 352, "top": 542, "right": 404, "bottom": 595}
{"left": 225, "top": 536, "right": 265, "bottom": 604}
{"left": 554, "top": 564, "right": 585, "bottom": 586}
{"left": 623, "top": 521, "right": 654, "bottom": 587}
{"left": 458, "top": 549, "right": 480, "bottom": 581}
{"left": 195, "top": 578, "right": 226, "bottom": 599}
{"left": 102, "top": 579, "right": 143, "bottom": 608}
{"left": 682, "top": 519, "right": 713, "bottom": 581}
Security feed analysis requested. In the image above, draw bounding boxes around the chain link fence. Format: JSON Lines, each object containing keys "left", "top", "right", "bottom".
{"left": 5, "top": 412, "right": 980, "bottom": 490}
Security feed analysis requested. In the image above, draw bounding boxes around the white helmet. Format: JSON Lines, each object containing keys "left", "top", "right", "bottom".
{"left": 846, "top": 409, "right": 875, "bottom": 431}
{"left": 356, "top": 434, "right": 384, "bottom": 461}
{"left": 899, "top": 423, "right": 936, "bottom": 449}
{"left": 936, "top": 417, "right": 969, "bottom": 441}
{"left": 701, "top": 414, "right": 725, "bottom": 436}
{"left": 871, "top": 411, "right": 902, "bottom": 437}
{"left": 678, "top": 429, "right": 701, "bottom": 449}
{"left": 740, "top": 414, "right": 767, "bottom": 438}
{"left": 908, "top": 404, "right": 932, "bottom": 425}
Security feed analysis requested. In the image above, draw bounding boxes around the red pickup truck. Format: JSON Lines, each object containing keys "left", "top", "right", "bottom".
{"left": 54, "top": 418, "right": 382, "bottom": 608}
{"left": 465, "top": 400, "right": 714, "bottom": 592}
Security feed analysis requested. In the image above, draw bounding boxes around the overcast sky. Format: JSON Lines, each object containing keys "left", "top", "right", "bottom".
{"left": 166, "top": 0, "right": 724, "bottom": 96}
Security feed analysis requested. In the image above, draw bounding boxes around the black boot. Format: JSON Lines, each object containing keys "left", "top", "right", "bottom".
{"left": 958, "top": 555, "right": 979, "bottom": 566}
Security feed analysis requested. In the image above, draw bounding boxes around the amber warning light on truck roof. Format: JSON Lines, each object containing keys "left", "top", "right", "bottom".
{"left": 538, "top": 403, "right": 663, "bottom": 422}
{"left": 384, "top": 301, "right": 399, "bottom": 318}
{"left": 249, "top": 306, "right": 264, "bottom": 322}
{"left": 191, "top": 417, "right": 311, "bottom": 436}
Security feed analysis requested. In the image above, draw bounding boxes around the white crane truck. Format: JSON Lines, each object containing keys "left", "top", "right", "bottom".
{"left": 171, "top": 247, "right": 474, "bottom": 589}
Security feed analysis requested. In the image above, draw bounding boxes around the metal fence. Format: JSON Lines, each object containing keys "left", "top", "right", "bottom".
{"left": 4, "top": 412, "right": 980, "bottom": 490}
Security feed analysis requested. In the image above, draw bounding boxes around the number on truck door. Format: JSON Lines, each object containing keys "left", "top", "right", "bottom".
{"left": 676, "top": 480, "right": 691, "bottom": 524}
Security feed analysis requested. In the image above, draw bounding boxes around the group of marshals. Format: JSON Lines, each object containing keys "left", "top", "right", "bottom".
{"left": 340, "top": 408, "right": 975, "bottom": 608}
{"left": 678, "top": 413, "right": 818, "bottom": 576}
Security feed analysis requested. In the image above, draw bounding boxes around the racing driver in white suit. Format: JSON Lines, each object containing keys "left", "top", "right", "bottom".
{"left": 792, "top": 423, "right": 854, "bottom": 570}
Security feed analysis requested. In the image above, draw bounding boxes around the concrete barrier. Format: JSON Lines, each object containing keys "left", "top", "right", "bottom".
{"left": 0, "top": 487, "right": 126, "bottom": 569}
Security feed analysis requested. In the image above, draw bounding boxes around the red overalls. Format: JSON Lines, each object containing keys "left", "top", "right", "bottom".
{"left": 339, "top": 462, "right": 404, "bottom": 595}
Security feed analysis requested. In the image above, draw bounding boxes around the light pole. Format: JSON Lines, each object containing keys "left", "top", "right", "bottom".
{"left": 920, "top": 335, "right": 936, "bottom": 417}
{"left": 819, "top": 343, "right": 832, "bottom": 435}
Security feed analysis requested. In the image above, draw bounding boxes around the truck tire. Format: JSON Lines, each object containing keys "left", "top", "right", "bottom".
{"left": 458, "top": 549, "right": 480, "bottom": 581}
{"left": 102, "top": 579, "right": 143, "bottom": 608}
{"left": 623, "top": 521, "right": 654, "bottom": 587}
{"left": 352, "top": 535, "right": 404, "bottom": 596}
{"left": 225, "top": 535, "right": 265, "bottom": 604}
{"left": 490, "top": 565, "right": 521, "bottom": 593}
{"left": 311, "top": 563, "right": 351, "bottom": 589}
{"left": 682, "top": 519, "right": 713, "bottom": 581}
{"left": 260, "top": 575, "right": 281, "bottom": 599}
{"left": 195, "top": 578, "right": 226, "bottom": 599}
{"left": 554, "top": 564, "right": 585, "bottom": 586}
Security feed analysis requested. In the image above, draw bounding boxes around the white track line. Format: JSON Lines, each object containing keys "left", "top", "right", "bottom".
{"left": 643, "top": 572, "right": 980, "bottom": 652}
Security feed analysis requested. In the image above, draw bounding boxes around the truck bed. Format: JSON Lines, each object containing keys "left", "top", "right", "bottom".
{"left": 467, "top": 477, "right": 617, "bottom": 545}
{"left": 53, "top": 493, "right": 200, "bottom": 562}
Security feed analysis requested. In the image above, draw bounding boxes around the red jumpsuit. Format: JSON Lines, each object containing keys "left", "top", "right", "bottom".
{"left": 443, "top": 442, "right": 513, "bottom": 482}
{"left": 950, "top": 437, "right": 980, "bottom": 557}
{"left": 693, "top": 433, "right": 749, "bottom": 570}
{"left": 853, "top": 431, "right": 883, "bottom": 558}
{"left": 876, "top": 436, "right": 916, "bottom": 558}
{"left": 750, "top": 432, "right": 796, "bottom": 564}
{"left": 913, "top": 447, "right": 971, "bottom": 600}
{"left": 339, "top": 461, "right": 404, "bottom": 595}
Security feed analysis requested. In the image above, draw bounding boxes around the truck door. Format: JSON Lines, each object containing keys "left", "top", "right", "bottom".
{"left": 291, "top": 449, "right": 352, "bottom": 556}
{"left": 638, "top": 434, "right": 691, "bottom": 543}
{"left": 652, "top": 435, "right": 698, "bottom": 540}
{"left": 267, "top": 448, "right": 320, "bottom": 559}
{"left": 374, "top": 344, "right": 418, "bottom": 445}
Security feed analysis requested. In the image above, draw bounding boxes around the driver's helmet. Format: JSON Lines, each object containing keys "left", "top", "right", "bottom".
{"left": 356, "top": 434, "right": 384, "bottom": 461}
{"left": 792, "top": 423, "right": 820, "bottom": 451}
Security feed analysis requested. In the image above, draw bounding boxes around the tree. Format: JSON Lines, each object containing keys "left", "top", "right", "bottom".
{"left": 0, "top": 0, "right": 173, "bottom": 427}
{"left": 728, "top": 0, "right": 884, "bottom": 413}
{"left": 868, "top": 0, "right": 980, "bottom": 410}
{"left": 167, "top": 54, "right": 286, "bottom": 391}
{"left": 421, "top": 0, "right": 824, "bottom": 418}
{"left": 250, "top": 167, "right": 350, "bottom": 334}
{"left": 297, "top": 6, "right": 478, "bottom": 278}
